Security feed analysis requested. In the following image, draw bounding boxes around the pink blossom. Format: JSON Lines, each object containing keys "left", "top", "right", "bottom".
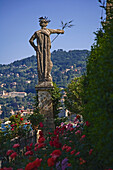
{"left": 75, "top": 151, "right": 80, "bottom": 156}
{"left": 75, "top": 130, "right": 81, "bottom": 135}
{"left": 35, "top": 143, "right": 38, "bottom": 147}
{"left": 62, "top": 144, "right": 67, "bottom": 150}
{"left": 89, "top": 149, "right": 93, "bottom": 155}
{"left": 66, "top": 146, "right": 71, "bottom": 152}
{"left": 34, "top": 147, "right": 38, "bottom": 151}
{"left": 25, "top": 151, "right": 33, "bottom": 156}
{"left": 6, "top": 150, "right": 14, "bottom": 156}
{"left": 10, "top": 152, "right": 17, "bottom": 159}
{"left": 80, "top": 135, "right": 86, "bottom": 141}
{"left": 70, "top": 149, "right": 76, "bottom": 155}
{"left": 13, "top": 143, "right": 20, "bottom": 148}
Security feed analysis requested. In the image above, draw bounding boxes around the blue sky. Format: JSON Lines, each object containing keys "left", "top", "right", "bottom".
{"left": 0, "top": 0, "right": 104, "bottom": 64}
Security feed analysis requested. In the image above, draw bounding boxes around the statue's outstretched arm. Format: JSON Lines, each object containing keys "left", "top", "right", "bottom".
{"left": 29, "top": 33, "right": 37, "bottom": 51}
{"left": 49, "top": 29, "right": 64, "bottom": 34}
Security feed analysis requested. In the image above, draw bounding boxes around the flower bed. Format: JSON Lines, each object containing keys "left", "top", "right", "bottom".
{"left": 0, "top": 115, "right": 112, "bottom": 170}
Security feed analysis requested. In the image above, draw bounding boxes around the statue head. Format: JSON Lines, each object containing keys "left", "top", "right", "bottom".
{"left": 39, "top": 16, "right": 51, "bottom": 28}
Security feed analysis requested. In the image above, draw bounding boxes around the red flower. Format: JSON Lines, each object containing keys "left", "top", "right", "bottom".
{"left": 89, "top": 149, "right": 93, "bottom": 155}
{"left": 15, "top": 115, "right": 18, "bottom": 118}
{"left": 39, "top": 130, "right": 43, "bottom": 137}
{"left": 75, "top": 130, "right": 81, "bottom": 135}
{"left": 80, "top": 135, "right": 86, "bottom": 141}
{"left": 51, "top": 149, "right": 61, "bottom": 156}
{"left": 11, "top": 124, "right": 14, "bottom": 127}
{"left": 47, "top": 157, "right": 55, "bottom": 167}
{"left": 79, "top": 158, "right": 86, "bottom": 165}
{"left": 38, "top": 137, "right": 45, "bottom": 143}
{"left": 35, "top": 143, "right": 38, "bottom": 147}
{"left": 30, "top": 143, "right": 33, "bottom": 147}
{"left": 20, "top": 117, "right": 23, "bottom": 121}
{"left": 68, "top": 163, "right": 71, "bottom": 167}
{"left": 34, "top": 147, "right": 38, "bottom": 151}
{"left": 48, "top": 132, "right": 52, "bottom": 135}
{"left": 38, "top": 143, "right": 46, "bottom": 149}
{"left": 75, "top": 151, "right": 80, "bottom": 156}
{"left": 49, "top": 140, "right": 54, "bottom": 146}
{"left": 53, "top": 138, "right": 62, "bottom": 148}
{"left": 13, "top": 143, "right": 20, "bottom": 148}
{"left": 25, "top": 151, "right": 33, "bottom": 156}
{"left": 62, "top": 144, "right": 67, "bottom": 150}
{"left": 26, "top": 145, "right": 31, "bottom": 151}
{"left": 10, "top": 152, "right": 17, "bottom": 159}
{"left": 50, "top": 150, "right": 61, "bottom": 161}
{"left": 33, "top": 158, "right": 42, "bottom": 168}
{"left": 39, "top": 122, "right": 43, "bottom": 128}
{"left": 25, "top": 162, "right": 35, "bottom": 170}
{"left": 66, "top": 146, "right": 71, "bottom": 152}
{"left": 70, "top": 149, "right": 76, "bottom": 155}
{"left": 76, "top": 114, "right": 80, "bottom": 119}
{"left": 6, "top": 150, "right": 14, "bottom": 156}
{"left": 1, "top": 168, "right": 13, "bottom": 170}
{"left": 86, "top": 121, "right": 90, "bottom": 127}
{"left": 70, "top": 128, "right": 74, "bottom": 131}
{"left": 25, "top": 158, "right": 42, "bottom": 170}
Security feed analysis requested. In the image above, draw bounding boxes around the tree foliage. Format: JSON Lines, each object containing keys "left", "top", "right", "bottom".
{"left": 64, "top": 76, "right": 84, "bottom": 115}
{"left": 49, "top": 82, "right": 62, "bottom": 119}
{"left": 82, "top": 1, "right": 113, "bottom": 167}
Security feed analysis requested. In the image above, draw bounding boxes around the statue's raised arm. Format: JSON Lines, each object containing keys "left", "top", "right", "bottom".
{"left": 48, "top": 29, "right": 64, "bottom": 34}
{"left": 29, "top": 16, "right": 64, "bottom": 83}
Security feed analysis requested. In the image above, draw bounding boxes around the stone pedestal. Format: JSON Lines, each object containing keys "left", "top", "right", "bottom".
{"left": 35, "top": 81, "right": 55, "bottom": 134}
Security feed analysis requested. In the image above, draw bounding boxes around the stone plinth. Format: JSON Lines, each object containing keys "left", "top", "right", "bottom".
{"left": 35, "top": 81, "right": 55, "bottom": 133}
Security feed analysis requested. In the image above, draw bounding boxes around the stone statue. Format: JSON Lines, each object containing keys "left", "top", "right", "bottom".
{"left": 29, "top": 17, "right": 64, "bottom": 83}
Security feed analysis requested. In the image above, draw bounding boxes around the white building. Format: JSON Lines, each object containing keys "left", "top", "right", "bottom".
{"left": 9, "top": 92, "right": 27, "bottom": 98}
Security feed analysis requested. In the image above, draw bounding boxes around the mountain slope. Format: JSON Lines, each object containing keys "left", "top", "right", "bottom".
{"left": 0, "top": 49, "right": 89, "bottom": 93}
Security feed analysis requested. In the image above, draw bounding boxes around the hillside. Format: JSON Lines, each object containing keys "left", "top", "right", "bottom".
{"left": 0, "top": 49, "right": 89, "bottom": 118}
{"left": 0, "top": 49, "right": 89, "bottom": 91}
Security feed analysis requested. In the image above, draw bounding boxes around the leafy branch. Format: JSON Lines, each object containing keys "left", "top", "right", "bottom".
{"left": 51, "top": 20, "right": 74, "bottom": 43}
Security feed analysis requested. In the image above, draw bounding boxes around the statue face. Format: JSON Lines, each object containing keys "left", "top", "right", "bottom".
{"left": 40, "top": 20, "right": 48, "bottom": 28}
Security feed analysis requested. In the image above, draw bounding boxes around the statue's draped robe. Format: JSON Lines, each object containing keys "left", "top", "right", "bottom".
{"left": 35, "top": 29, "right": 52, "bottom": 82}
{"left": 30, "top": 28, "right": 63, "bottom": 82}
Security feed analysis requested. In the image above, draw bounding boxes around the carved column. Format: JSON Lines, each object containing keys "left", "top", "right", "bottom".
{"left": 35, "top": 81, "right": 55, "bottom": 134}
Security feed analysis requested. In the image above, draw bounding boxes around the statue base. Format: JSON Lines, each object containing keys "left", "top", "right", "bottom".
{"left": 35, "top": 81, "right": 55, "bottom": 134}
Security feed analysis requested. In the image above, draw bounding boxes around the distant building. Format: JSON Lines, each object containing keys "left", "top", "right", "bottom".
{"left": 16, "top": 73, "right": 19, "bottom": 77}
{"left": 9, "top": 92, "right": 27, "bottom": 98}
{"left": 2, "top": 90, "right": 9, "bottom": 98}
{"left": 0, "top": 105, "right": 2, "bottom": 115}
{"left": 1, "top": 83, "right": 6, "bottom": 88}
{"left": 10, "top": 109, "right": 15, "bottom": 115}
{"left": 26, "top": 80, "right": 31, "bottom": 84}
{"left": 21, "top": 109, "right": 33, "bottom": 116}
{"left": 65, "top": 69, "right": 70, "bottom": 73}
{"left": 70, "top": 66, "right": 73, "bottom": 69}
